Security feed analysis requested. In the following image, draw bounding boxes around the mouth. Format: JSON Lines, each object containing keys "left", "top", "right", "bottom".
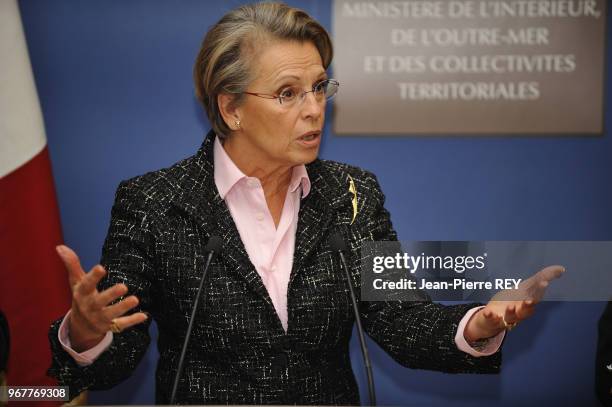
{"left": 297, "top": 130, "right": 322, "bottom": 147}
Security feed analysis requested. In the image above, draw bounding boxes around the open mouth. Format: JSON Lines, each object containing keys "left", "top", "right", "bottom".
{"left": 300, "top": 132, "right": 319, "bottom": 141}
{"left": 298, "top": 131, "right": 321, "bottom": 144}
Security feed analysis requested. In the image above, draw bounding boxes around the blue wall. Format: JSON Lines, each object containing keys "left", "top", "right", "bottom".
{"left": 19, "top": 0, "right": 611, "bottom": 405}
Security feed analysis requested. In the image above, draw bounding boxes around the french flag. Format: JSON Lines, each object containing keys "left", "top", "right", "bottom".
{"left": 0, "top": 0, "right": 72, "bottom": 403}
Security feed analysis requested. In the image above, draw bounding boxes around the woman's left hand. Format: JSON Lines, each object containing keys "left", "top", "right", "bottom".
{"left": 464, "top": 265, "right": 565, "bottom": 342}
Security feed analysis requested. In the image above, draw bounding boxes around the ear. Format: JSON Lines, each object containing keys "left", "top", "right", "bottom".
{"left": 218, "top": 93, "right": 242, "bottom": 131}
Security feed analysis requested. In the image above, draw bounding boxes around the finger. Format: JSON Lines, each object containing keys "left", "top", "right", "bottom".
{"left": 527, "top": 278, "right": 550, "bottom": 300}
{"left": 485, "top": 314, "right": 503, "bottom": 325}
{"left": 520, "top": 265, "right": 565, "bottom": 295}
{"left": 516, "top": 300, "right": 536, "bottom": 319}
{"left": 520, "top": 299, "right": 536, "bottom": 311}
{"left": 504, "top": 304, "right": 518, "bottom": 324}
{"left": 537, "top": 265, "right": 565, "bottom": 282}
{"left": 56, "top": 245, "right": 85, "bottom": 288}
{"left": 104, "top": 295, "right": 140, "bottom": 320}
{"left": 483, "top": 311, "right": 506, "bottom": 333}
{"left": 110, "top": 312, "right": 149, "bottom": 332}
{"left": 77, "top": 265, "right": 107, "bottom": 295}
{"left": 482, "top": 306, "right": 506, "bottom": 320}
{"left": 482, "top": 308, "right": 503, "bottom": 324}
{"left": 96, "top": 283, "right": 129, "bottom": 308}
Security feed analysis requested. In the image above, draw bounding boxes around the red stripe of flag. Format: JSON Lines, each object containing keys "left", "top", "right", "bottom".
{"left": 0, "top": 146, "right": 71, "bottom": 406}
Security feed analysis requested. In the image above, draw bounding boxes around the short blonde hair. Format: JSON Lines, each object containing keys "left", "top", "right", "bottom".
{"left": 193, "top": 2, "right": 333, "bottom": 138}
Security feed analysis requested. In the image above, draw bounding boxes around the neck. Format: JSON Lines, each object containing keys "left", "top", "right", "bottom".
{"left": 222, "top": 135, "right": 293, "bottom": 200}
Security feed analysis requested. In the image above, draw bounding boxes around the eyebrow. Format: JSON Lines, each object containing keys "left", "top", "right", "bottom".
{"left": 274, "top": 72, "right": 327, "bottom": 84}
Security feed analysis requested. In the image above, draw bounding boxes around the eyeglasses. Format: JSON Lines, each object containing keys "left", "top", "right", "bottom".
{"left": 242, "top": 79, "right": 339, "bottom": 107}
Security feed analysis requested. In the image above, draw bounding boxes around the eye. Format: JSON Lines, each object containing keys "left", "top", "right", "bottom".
{"left": 279, "top": 87, "right": 298, "bottom": 101}
{"left": 313, "top": 80, "right": 328, "bottom": 94}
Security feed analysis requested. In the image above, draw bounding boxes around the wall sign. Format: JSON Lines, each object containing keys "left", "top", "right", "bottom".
{"left": 333, "top": 0, "right": 606, "bottom": 135}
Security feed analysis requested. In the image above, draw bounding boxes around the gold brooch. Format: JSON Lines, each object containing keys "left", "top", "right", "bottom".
{"left": 348, "top": 174, "right": 358, "bottom": 224}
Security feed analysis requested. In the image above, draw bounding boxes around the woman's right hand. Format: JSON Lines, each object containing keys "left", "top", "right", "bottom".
{"left": 56, "top": 245, "right": 148, "bottom": 352}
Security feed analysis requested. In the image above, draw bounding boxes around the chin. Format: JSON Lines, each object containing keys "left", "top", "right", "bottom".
{"left": 295, "top": 149, "right": 320, "bottom": 165}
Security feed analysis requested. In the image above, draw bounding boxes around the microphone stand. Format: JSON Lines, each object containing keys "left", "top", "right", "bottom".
{"left": 169, "top": 236, "right": 222, "bottom": 405}
{"left": 330, "top": 233, "right": 376, "bottom": 406}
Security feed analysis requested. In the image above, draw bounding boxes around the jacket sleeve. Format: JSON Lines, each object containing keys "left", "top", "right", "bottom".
{"left": 356, "top": 171, "right": 501, "bottom": 374}
{"left": 47, "top": 179, "right": 155, "bottom": 399}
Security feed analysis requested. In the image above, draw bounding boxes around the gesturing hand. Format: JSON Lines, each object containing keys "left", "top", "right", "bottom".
{"left": 56, "top": 245, "right": 148, "bottom": 352}
{"left": 464, "top": 265, "right": 565, "bottom": 342}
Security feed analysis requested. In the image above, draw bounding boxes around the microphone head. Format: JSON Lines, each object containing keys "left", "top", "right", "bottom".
{"left": 329, "top": 233, "right": 347, "bottom": 252}
{"left": 205, "top": 235, "right": 223, "bottom": 252}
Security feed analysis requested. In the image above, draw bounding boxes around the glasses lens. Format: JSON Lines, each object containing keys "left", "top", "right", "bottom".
{"left": 279, "top": 87, "right": 299, "bottom": 105}
{"left": 324, "top": 80, "right": 339, "bottom": 100}
{"left": 313, "top": 80, "right": 327, "bottom": 96}
{"left": 277, "top": 80, "right": 339, "bottom": 106}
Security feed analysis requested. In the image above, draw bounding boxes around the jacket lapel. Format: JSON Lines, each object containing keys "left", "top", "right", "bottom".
{"left": 289, "top": 160, "right": 354, "bottom": 288}
{"left": 169, "top": 131, "right": 274, "bottom": 310}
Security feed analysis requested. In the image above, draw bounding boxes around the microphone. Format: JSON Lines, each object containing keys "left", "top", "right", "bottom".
{"left": 329, "top": 233, "right": 376, "bottom": 406}
{"left": 169, "top": 235, "right": 223, "bottom": 405}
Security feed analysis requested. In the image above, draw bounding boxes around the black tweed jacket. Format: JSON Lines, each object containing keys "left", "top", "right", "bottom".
{"left": 48, "top": 130, "right": 501, "bottom": 405}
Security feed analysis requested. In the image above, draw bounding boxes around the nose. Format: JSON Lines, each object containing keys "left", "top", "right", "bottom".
{"left": 300, "top": 90, "right": 323, "bottom": 121}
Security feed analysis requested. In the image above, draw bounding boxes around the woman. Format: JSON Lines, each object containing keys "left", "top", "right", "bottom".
{"left": 47, "top": 2, "right": 563, "bottom": 404}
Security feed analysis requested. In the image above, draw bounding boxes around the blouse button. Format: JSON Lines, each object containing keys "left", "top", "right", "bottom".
{"left": 256, "top": 213, "right": 264, "bottom": 221}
